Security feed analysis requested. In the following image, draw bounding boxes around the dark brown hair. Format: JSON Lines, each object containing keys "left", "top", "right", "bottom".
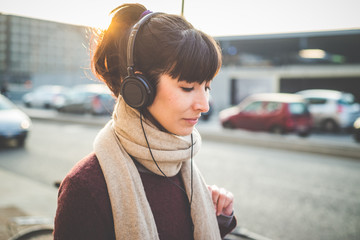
{"left": 91, "top": 3, "right": 222, "bottom": 98}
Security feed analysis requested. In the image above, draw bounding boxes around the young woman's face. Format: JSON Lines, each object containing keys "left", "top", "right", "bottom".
{"left": 148, "top": 74, "right": 211, "bottom": 136}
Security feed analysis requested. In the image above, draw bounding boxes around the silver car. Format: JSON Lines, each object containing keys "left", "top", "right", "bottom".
{"left": 56, "top": 84, "right": 115, "bottom": 115}
{"left": 0, "top": 94, "right": 32, "bottom": 147}
{"left": 296, "top": 89, "right": 360, "bottom": 132}
{"left": 22, "top": 85, "right": 69, "bottom": 109}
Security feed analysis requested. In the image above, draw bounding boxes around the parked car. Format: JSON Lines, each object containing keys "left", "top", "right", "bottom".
{"left": 22, "top": 85, "right": 69, "bottom": 109}
{"left": 219, "top": 93, "right": 312, "bottom": 137}
{"left": 0, "top": 94, "right": 32, "bottom": 147}
{"left": 56, "top": 84, "right": 115, "bottom": 115}
{"left": 353, "top": 117, "right": 360, "bottom": 143}
{"left": 296, "top": 89, "right": 360, "bottom": 132}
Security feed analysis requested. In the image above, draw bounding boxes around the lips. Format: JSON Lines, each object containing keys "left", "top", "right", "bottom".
{"left": 184, "top": 117, "right": 199, "bottom": 125}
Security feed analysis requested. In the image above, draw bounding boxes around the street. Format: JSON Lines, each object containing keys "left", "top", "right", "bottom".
{"left": 197, "top": 139, "right": 360, "bottom": 240}
{"left": 0, "top": 120, "right": 360, "bottom": 240}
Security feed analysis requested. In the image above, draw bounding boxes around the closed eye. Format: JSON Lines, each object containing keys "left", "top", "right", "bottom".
{"left": 181, "top": 87, "right": 194, "bottom": 92}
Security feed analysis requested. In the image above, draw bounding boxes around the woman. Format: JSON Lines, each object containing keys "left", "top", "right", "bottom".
{"left": 54, "top": 3, "right": 236, "bottom": 239}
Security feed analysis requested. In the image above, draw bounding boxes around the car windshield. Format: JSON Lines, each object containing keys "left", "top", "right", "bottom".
{"left": 0, "top": 95, "right": 15, "bottom": 110}
{"left": 339, "top": 93, "right": 355, "bottom": 105}
{"left": 289, "top": 102, "right": 308, "bottom": 115}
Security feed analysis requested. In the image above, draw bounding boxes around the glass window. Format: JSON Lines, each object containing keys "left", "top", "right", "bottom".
{"left": 306, "top": 98, "right": 327, "bottom": 104}
{"left": 0, "top": 52, "right": 5, "bottom": 60}
{"left": 0, "top": 33, "right": 6, "bottom": 41}
{"left": 0, "top": 43, "right": 6, "bottom": 51}
{"left": 243, "top": 101, "right": 263, "bottom": 113}
{"left": 266, "top": 102, "right": 282, "bottom": 112}
{"left": 289, "top": 103, "right": 307, "bottom": 114}
{"left": 0, "top": 61, "right": 5, "bottom": 71}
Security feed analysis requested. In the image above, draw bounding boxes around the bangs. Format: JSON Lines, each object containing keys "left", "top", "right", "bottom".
{"left": 166, "top": 30, "right": 222, "bottom": 83}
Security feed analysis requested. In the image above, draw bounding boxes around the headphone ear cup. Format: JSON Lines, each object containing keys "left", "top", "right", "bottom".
{"left": 120, "top": 74, "right": 154, "bottom": 109}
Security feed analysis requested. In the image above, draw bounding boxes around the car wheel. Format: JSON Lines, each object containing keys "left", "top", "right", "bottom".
{"left": 56, "top": 107, "right": 65, "bottom": 113}
{"left": 17, "top": 136, "right": 26, "bottom": 148}
{"left": 321, "top": 119, "right": 338, "bottom": 133}
{"left": 354, "top": 130, "right": 360, "bottom": 143}
{"left": 222, "top": 121, "right": 234, "bottom": 129}
{"left": 298, "top": 130, "right": 310, "bottom": 137}
{"left": 201, "top": 114, "right": 209, "bottom": 121}
{"left": 270, "top": 125, "right": 284, "bottom": 134}
{"left": 91, "top": 110, "right": 101, "bottom": 116}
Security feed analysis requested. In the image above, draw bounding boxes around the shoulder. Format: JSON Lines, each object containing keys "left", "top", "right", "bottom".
{"left": 65, "top": 152, "right": 102, "bottom": 181}
{"left": 54, "top": 153, "right": 115, "bottom": 239}
{"left": 58, "top": 152, "right": 108, "bottom": 203}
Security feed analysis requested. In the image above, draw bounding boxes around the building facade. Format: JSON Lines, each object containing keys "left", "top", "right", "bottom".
{"left": 1, "top": 14, "right": 359, "bottom": 110}
{"left": 212, "top": 30, "right": 360, "bottom": 111}
{"left": 0, "top": 13, "right": 97, "bottom": 97}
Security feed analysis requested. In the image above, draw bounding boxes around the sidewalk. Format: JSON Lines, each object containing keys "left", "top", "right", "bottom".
{"left": 0, "top": 168, "right": 57, "bottom": 217}
{"left": 0, "top": 168, "right": 57, "bottom": 239}
{"left": 197, "top": 122, "right": 360, "bottom": 159}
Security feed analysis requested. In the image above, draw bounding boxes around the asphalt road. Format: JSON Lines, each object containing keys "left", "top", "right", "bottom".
{"left": 197, "top": 140, "right": 360, "bottom": 240}
{"left": 0, "top": 120, "right": 359, "bottom": 240}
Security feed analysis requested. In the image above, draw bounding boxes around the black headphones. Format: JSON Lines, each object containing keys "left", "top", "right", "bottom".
{"left": 120, "top": 12, "right": 158, "bottom": 110}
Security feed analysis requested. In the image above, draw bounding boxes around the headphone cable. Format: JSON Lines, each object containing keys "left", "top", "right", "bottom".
{"left": 139, "top": 113, "right": 194, "bottom": 207}
{"left": 190, "top": 133, "right": 194, "bottom": 206}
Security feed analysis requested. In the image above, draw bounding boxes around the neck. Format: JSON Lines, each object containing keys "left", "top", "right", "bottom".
{"left": 141, "top": 108, "right": 169, "bottom": 133}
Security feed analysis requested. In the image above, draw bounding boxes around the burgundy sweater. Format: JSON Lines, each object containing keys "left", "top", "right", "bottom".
{"left": 54, "top": 153, "right": 236, "bottom": 239}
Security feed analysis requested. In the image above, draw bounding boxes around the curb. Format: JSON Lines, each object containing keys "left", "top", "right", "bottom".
{"left": 199, "top": 128, "right": 360, "bottom": 160}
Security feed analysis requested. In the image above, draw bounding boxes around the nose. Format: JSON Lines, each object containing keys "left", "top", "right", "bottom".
{"left": 193, "top": 90, "right": 209, "bottom": 113}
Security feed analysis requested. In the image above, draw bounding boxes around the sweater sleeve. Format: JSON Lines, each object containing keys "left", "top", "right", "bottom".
{"left": 218, "top": 213, "right": 237, "bottom": 239}
{"left": 53, "top": 154, "right": 115, "bottom": 240}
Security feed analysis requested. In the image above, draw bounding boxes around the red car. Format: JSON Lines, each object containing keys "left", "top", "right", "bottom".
{"left": 219, "top": 93, "right": 312, "bottom": 137}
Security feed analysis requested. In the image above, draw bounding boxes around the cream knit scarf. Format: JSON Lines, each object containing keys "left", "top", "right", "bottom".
{"left": 93, "top": 97, "right": 221, "bottom": 240}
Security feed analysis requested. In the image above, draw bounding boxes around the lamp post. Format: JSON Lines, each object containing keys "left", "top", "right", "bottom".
{"left": 181, "top": 0, "right": 184, "bottom": 16}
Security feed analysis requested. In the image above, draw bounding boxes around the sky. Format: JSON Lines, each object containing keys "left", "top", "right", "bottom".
{"left": 1, "top": 0, "right": 360, "bottom": 37}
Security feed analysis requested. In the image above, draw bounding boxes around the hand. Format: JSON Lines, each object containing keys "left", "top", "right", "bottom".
{"left": 207, "top": 185, "right": 234, "bottom": 216}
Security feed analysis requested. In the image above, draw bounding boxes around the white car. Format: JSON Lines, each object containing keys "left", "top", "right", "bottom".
{"left": 22, "top": 85, "right": 69, "bottom": 109}
{"left": 296, "top": 89, "right": 360, "bottom": 132}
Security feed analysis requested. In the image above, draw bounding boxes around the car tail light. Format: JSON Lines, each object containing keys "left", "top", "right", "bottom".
{"left": 337, "top": 104, "right": 343, "bottom": 113}
{"left": 92, "top": 96, "right": 101, "bottom": 109}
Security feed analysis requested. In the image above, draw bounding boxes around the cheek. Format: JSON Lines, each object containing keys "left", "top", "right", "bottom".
{"left": 166, "top": 95, "right": 180, "bottom": 107}
{"left": 152, "top": 84, "right": 190, "bottom": 116}
{"left": 168, "top": 93, "right": 190, "bottom": 112}
{"left": 159, "top": 90, "right": 182, "bottom": 109}
{"left": 150, "top": 90, "right": 177, "bottom": 117}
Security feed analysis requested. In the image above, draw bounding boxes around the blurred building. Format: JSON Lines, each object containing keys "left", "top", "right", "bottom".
{"left": 1, "top": 13, "right": 359, "bottom": 108}
{"left": 0, "top": 13, "right": 97, "bottom": 99}
{"left": 212, "top": 29, "right": 360, "bottom": 110}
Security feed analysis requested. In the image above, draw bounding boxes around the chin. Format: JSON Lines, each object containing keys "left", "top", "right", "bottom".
{"left": 173, "top": 127, "right": 194, "bottom": 136}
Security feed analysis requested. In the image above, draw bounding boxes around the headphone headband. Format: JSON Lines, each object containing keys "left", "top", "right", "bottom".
{"left": 127, "top": 12, "right": 158, "bottom": 73}
{"left": 121, "top": 12, "right": 159, "bottom": 110}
